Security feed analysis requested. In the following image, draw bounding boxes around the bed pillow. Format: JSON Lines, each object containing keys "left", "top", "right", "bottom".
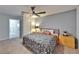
{"left": 43, "top": 31, "right": 51, "bottom": 35}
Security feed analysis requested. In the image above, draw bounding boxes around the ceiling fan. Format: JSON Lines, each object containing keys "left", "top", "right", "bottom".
{"left": 22, "top": 6, "right": 46, "bottom": 18}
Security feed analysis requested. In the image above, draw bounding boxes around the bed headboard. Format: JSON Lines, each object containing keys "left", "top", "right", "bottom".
{"left": 40, "top": 28, "right": 60, "bottom": 39}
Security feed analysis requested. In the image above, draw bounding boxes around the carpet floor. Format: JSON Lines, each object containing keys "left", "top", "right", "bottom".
{"left": 0, "top": 39, "right": 78, "bottom": 54}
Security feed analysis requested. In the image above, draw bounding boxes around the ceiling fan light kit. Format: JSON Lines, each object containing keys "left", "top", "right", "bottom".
{"left": 32, "top": 14, "right": 38, "bottom": 18}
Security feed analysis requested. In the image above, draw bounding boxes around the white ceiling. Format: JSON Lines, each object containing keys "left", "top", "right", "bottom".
{"left": 0, "top": 5, "right": 78, "bottom": 16}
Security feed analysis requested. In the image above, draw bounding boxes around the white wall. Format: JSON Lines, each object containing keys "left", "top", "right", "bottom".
{"left": 23, "top": 14, "right": 37, "bottom": 36}
{"left": 23, "top": 14, "right": 31, "bottom": 36}
{"left": 0, "top": 14, "right": 9, "bottom": 40}
{"left": 36, "top": 10, "right": 76, "bottom": 37}
{"left": 76, "top": 7, "right": 79, "bottom": 48}
{"left": 0, "top": 14, "right": 21, "bottom": 40}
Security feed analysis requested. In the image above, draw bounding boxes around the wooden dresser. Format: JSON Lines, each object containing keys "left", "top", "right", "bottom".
{"left": 59, "top": 35, "right": 76, "bottom": 48}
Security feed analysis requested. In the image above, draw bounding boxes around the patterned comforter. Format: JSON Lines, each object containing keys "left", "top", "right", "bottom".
{"left": 23, "top": 33, "right": 57, "bottom": 54}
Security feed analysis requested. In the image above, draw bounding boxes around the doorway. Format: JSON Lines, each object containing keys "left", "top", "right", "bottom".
{"left": 9, "top": 19, "right": 20, "bottom": 38}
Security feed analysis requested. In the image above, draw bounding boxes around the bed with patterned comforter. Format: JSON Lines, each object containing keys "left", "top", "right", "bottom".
{"left": 23, "top": 33, "right": 57, "bottom": 54}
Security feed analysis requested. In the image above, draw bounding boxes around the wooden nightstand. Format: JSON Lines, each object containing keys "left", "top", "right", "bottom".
{"left": 59, "top": 35, "right": 76, "bottom": 48}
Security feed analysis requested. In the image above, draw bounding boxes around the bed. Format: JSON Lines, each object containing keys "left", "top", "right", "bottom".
{"left": 23, "top": 28, "right": 60, "bottom": 54}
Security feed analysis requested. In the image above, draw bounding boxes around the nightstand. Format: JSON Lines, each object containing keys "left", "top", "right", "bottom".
{"left": 59, "top": 35, "right": 75, "bottom": 48}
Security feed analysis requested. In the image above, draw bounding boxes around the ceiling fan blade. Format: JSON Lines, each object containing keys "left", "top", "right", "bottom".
{"left": 22, "top": 11, "right": 32, "bottom": 14}
{"left": 34, "top": 13, "right": 40, "bottom": 17}
{"left": 36, "top": 12, "right": 46, "bottom": 14}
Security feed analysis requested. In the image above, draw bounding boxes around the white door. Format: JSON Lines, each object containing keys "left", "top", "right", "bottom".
{"left": 9, "top": 19, "right": 20, "bottom": 38}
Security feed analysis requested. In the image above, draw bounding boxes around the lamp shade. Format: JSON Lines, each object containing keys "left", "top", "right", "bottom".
{"left": 31, "top": 21, "right": 35, "bottom": 26}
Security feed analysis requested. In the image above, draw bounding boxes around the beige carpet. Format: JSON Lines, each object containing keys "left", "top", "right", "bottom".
{"left": 0, "top": 39, "right": 32, "bottom": 54}
{"left": 0, "top": 38, "right": 79, "bottom": 54}
{"left": 53, "top": 44, "right": 64, "bottom": 54}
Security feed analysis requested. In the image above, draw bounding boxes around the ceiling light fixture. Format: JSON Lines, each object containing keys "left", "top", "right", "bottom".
{"left": 32, "top": 14, "right": 38, "bottom": 18}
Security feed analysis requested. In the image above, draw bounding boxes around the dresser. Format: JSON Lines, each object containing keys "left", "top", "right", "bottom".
{"left": 59, "top": 35, "right": 76, "bottom": 48}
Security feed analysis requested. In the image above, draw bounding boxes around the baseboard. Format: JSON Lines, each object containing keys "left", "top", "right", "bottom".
{"left": 0, "top": 37, "right": 21, "bottom": 41}
{"left": 0, "top": 37, "right": 9, "bottom": 41}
